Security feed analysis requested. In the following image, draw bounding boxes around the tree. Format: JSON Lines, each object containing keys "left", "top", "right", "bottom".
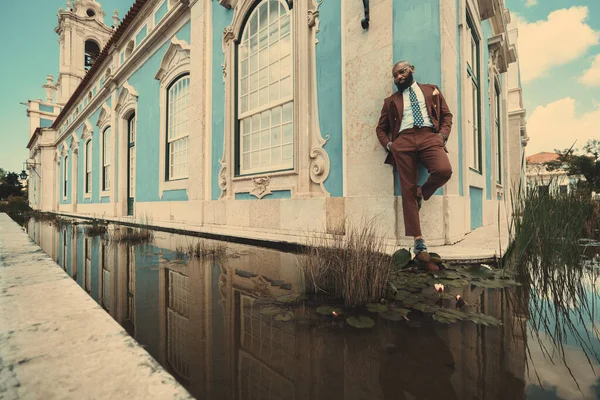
{"left": 0, "top": 171, "right": 24, "bottom": 200}
{"left": 0, "top": 168, "right": 6, "bottom": 184}
{"left": 546, "top": 140, "right": 600, "bottom": 192}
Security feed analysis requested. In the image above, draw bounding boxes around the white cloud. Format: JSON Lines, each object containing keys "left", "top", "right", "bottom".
{"left": 580, "top": 54, "right": 600, "bottom": 86}
{"left": 513, "top": 7, "right": 599, "bottom": 83}
{"left": 525, "top": 0, "right": 537, "bottom": 8}
{"left": 526, "top": 97, "right": 600, "bottom": 155}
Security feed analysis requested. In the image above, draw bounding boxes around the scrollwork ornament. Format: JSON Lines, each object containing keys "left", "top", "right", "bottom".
{"left": 309, "top": 147, "right": 330, "bottom": 185}
{"left": 218, "top": 160, "right": 228, "bottom": 191}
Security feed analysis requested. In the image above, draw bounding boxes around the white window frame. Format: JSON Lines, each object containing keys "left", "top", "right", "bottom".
{"left": 166, "top": 75, "right": 190, "bottom": 181}
{"left": 466, "top": 11, "right": 482, "bottom": 173}
{"left": 63, "top": 154, "right": 69, "bottom": 200}
{"left": 218, "top": 0, "right": 331, "bottom": 199}
{"left": 237, "top": 1, "right": 294, "bottom": 175}
{"left": 81, "top": 120, "right": 94, "bottom": 199}
{"left": 494, "top": 80, "right": 502, "bottom": 185}
{"left": 115, "top": 82, "right": 139, "bottom": 217}
{"left": 155, "top": 38, "right": 191, "bottom": 198}
{"left": 102, "top": 127, "right": 112, "bottom": 192}
{"left": 97, "top": 103, "right": 112, "bottom": 197}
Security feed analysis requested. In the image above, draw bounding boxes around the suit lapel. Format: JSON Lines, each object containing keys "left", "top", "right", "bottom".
{"left": 392, "top": 91, "right": 404, "bottom": 120}
{"left": 418, "top": 83, "right": 435, "bottom": 120}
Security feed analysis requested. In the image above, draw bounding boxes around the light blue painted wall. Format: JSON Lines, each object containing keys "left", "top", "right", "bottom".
{"left": 76, "top": 124, "right": 85, "bottom": 204}
{"left": 136, "top": 25, "right": 148, "bottom": 46}
{"left": 211, "top": 6, "right": 232, "bottom": 200}
{"left": 154, "top": 0, "right": 168, "bottom": 25}
{"left": 235, "top": 190, "right": 291, "bottom": 200}
{"left": 162, "top": 189, "right": 188, "bottom": 201}
{"left": 39, "top": 104, "right": 54, "bottom": 113}
{"left": 316, "top": 0, "right": 343, "bottom": 197}
{"left": 40, "top": 118, "right": 53, "bottom": 128}
{"left": 76, "top": 228, "right": 83, "bottom": 286}
{"left": 67, "top": 226, "right": 72, "bottom": 275}
{"left": 469, "top": 186, "right": 483, "bottom": 229}
{"left": 124, "top": 21, "right": 191, "bottom": 203}
{"left": 392, "top": 0, "right": 444, "bottom": 197}
{"left": 483, "top": 22, "right": 493, "bottom": 200}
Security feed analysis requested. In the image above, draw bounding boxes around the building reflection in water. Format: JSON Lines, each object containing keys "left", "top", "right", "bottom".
{"left": 27, "top": 218, "right": 530, "bottom": 400}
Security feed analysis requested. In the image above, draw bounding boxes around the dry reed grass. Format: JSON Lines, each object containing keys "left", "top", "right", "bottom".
{"left": 176, "top": 240, "right": 227, "bottom": 261}
{"left": 300, "top": 217, "right": 392, "bottom": 307}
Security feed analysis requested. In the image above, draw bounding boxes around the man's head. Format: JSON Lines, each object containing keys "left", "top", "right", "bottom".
{"left": 393, "top": 61, "right": 415, "bottom": 92}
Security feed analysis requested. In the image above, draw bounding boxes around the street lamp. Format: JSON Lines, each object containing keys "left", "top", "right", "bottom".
{"left": 21, "top": 159, "right": 41, "bottom": 179}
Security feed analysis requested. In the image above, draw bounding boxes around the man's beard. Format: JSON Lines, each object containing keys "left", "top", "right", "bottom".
{"left": 395, "top": 72, "right": 414, "bottom": 92}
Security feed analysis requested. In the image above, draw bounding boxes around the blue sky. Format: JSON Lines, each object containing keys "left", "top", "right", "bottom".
{"left": 0, "top": 0, "right": 132, "bottom": 174}
{"left": 505, "top": 0, "right": 600, "bottom": 155}
{"left": 0, "top": 0, "right": 598, "bottom": 174}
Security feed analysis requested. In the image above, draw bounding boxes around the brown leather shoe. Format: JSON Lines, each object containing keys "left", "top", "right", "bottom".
{"left": 415, "top": 250, "right": 431, "bottom": 263}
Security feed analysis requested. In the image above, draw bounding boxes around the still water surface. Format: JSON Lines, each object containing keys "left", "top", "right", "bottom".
{"left": 23, "top": 217, "right": 600, "bottom": 400}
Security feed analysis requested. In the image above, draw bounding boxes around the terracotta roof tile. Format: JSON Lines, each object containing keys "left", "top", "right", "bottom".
{"left": 526, "top": 152, "right": 560, "bottom": 164}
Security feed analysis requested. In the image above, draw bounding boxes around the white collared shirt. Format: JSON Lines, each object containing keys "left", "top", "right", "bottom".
{"left": 399, "top": 81, "right": 434, "bottom": 133}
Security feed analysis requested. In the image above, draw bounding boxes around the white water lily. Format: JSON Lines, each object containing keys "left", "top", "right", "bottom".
{"left": 434, "top": 283, "right": 444, "bottom": 293}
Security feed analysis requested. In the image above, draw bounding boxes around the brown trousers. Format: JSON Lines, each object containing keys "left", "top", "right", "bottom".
{"left": 390, "top": 127, "right": 453, "bottom": 237}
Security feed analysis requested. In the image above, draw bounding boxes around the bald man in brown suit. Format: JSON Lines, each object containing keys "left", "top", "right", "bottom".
{"left": 376, "top": 61, "right": 453, "bottom": 263}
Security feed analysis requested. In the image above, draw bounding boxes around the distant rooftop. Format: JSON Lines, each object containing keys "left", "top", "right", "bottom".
{"left": 526, "top": 152, "right": 560, "bottom": 165}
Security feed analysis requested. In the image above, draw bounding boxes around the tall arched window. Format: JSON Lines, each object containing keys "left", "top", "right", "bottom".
{"left": 166, "top": 75, "right": 190, "bottom": 180}
{"left": 85, "top": 139, "right": 92, "bottom": 194}
{"left": 238, "top": 0, "right": 293, "bottom": 175}
{"left": 63, "top": 155, "right": 68, "bottom": 198}
{"left": 102, "top": 127, "right": 111, "bottom": 191}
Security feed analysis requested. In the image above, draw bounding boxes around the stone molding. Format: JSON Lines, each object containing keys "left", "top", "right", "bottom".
{"left": 81, "top": 120, "right": 93, "bottom": 141}
{"left": 96, "top": 103, "right": 111, "bottom": 130}
{"left": 154, "top": 38, "right": 191, "bottom": 81}
{"left": 115, "top": 81, "right": 138, "bottom": 115}
{"left": 218, "top": 0, "right": 330, "bottom": 200}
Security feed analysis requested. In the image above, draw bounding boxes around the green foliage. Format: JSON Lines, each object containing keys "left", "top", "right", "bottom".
{"left": 545, "top": 139, "right": 600, "bottom": 191}
{"left": 0, "top": 171, "right": 25, "bottom": 200}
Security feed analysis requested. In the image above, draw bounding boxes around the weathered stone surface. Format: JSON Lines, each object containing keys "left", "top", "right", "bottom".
{"left": 0, "top": 213, "right": 193, "bottom": 400}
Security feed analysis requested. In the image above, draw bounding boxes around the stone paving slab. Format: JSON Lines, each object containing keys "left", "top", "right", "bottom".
{"left": 0, "top": 213, "right": 193, "bottom": 400}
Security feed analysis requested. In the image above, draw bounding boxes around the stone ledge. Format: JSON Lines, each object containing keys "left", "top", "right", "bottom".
{"left": 0, "top": 213, "right": 193, "bottom": 400}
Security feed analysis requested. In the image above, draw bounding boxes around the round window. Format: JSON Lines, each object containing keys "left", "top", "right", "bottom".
{"left": 86, "top": 9, "right": 95, "bottom": 17}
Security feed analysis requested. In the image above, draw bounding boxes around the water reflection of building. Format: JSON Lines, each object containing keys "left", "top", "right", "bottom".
{"left": 27, "top": 218, "right": 529, "bottom": 400}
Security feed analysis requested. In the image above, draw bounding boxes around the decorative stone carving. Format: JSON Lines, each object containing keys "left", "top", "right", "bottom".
{"left": 308, "top": 0, "right": 323, "bottom": 43}
{"left": 223, "top": 26, "right": 236, "bottom": 48}
{"left": 218, "top": 159, "right": 228, "bottom": 199}
{"left": 222, "top": 60, "right": 227, "bottom": 84}
{"left": 250, "top": 176, "right": 272, "bottom": 199}
{"left": 487, "top": 34, "right": 509, "bottom": 74}
{"left": 96, "top": 103, "right": 111, "bottom": 129}
{"left": 81, "top": 120, "right": 93, "bottom": 141}
{"left": 309, "top": 146, "right": 330, "bottom": 186}
{"left": 154, "top": 38, "right": 191, "bottom": 81}
{"left": 115, "top": 81, "right": 138, "bottom": 114}
{"left": 218, "top": 0, "right": 237, "bottom": 9}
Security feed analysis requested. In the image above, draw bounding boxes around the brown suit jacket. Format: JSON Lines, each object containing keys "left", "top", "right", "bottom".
{"left": 376, "top": 83, "right": 453, "bottom": 166}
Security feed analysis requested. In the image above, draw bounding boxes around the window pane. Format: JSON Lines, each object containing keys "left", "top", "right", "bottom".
{"left": 167, "top": 76, "right": 190, "bottom": 179}
{"left": 237, "top": 0, "right": 293, "bottom": 174}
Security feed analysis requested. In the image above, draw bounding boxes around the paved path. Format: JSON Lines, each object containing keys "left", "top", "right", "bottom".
{"left": 0, "top": 213, "right": 193, "bottom": 400}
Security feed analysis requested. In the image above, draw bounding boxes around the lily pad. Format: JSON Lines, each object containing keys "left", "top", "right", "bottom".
{"left": 380, "top": 311, "right": 407, "bottom": 321}
{"left": 468, "top": 264, "right": 495, "bottom": 278}
{"left": 316, "top": 306, "right": 344, "bottom": 316}
{"left": 413, "top": 303, "right": 440, "bottom": 313}
{"left": 465, "top": 312, "right": 502, "bottom": 326}
{"left": 275, "top": 311, "right": 295, "bottom": 322}
{"left": 260, "top": 306, "right": 284, "bottom": 316}
{"left": 392, "top": 249, "right": 412, "bottom": 268}
{"left": 276, "top": 294, "right": 300, "bottom": 303}
{"left": 347, "top": 316, "right": 375, "bottom": 329}
{"left": 366, "top": 303, "right": 389, "bottom": 313}
{"left": 432, "top": 313, "right": 459, "bottom": 324}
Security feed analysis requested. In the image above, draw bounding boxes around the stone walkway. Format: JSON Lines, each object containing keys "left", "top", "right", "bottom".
{"left": 0, "top": 213, "right": 193, "bottom": 400}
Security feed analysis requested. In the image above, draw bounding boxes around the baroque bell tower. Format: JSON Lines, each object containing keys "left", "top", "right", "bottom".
{"left": 54, "top": 0, "right": 114, "bottom": 104}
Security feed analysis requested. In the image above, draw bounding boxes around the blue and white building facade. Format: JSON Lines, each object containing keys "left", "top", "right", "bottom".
{"left": 25, "top": 0, "right": 527, "bottom": 246}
